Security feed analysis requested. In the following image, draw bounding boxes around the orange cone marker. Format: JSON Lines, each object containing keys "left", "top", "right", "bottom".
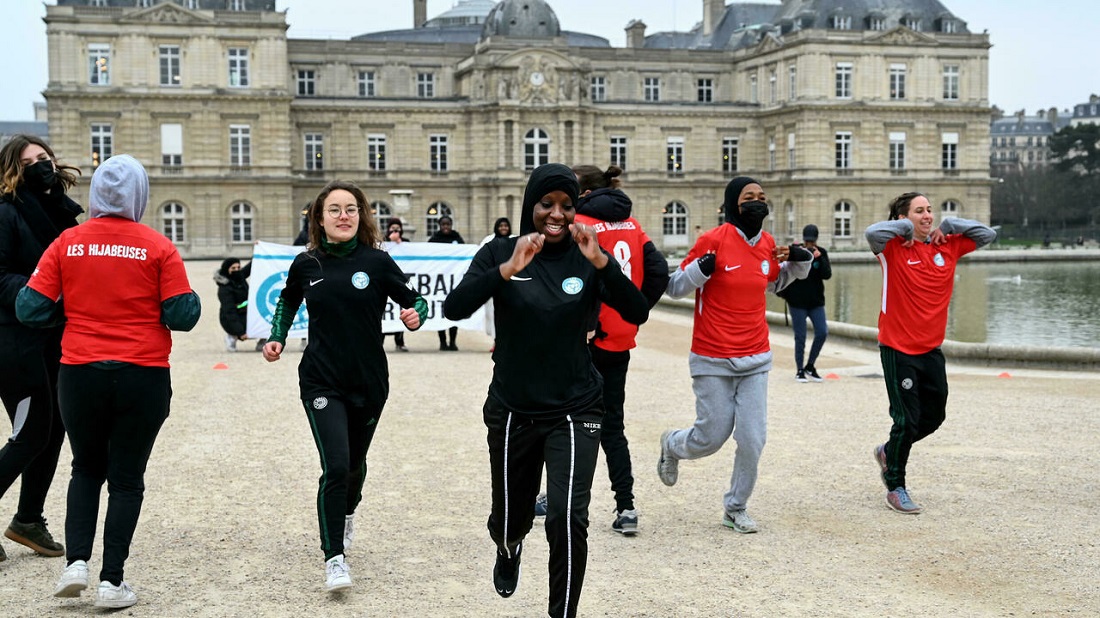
{"left": 213, "top": 362, "right": 229, "bottom": 370}
{"left": 825, "top": 373, "right": 840, "bottom": 380}
{"left": 997, "top": 372, "right": 1012, "bottom": 378}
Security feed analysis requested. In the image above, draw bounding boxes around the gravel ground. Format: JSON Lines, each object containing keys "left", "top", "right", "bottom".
{"left": 1, "top": 259, "right": 1097, "bottom": 617}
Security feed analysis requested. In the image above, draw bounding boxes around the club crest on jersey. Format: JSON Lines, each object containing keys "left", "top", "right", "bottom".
{"left": 933, "top": 253, "right": 945, "bottom": 267}
{"left": 901, "top": 378, "right": 913, "bottom": 390}
{"left": 351, "top": 272, "right": 370, "bottom": 289}
{"left": 313, "top": 396, "right": 328, "bottom": 410}
{"left": 760, "top": 260, "right": 771, "bottom": 275}
{"left": 562, "top": 277, "right": 583, "bottom": 295}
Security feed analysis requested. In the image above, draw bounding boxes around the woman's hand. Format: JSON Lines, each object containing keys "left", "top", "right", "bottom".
{"left": 500, "top": 233, "right": 544, "bottom": 280}
{"left": 262, "top": 341, "right": 283, "bottom": 363}
{"left": 571, "top": 223, "right": 608, "bottom": 269}
{"left": 399, "top": 307, "right": 420, "bottom": 330}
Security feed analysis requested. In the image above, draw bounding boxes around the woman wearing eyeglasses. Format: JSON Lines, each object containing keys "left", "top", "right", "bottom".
{"left": 262, "top": 180, "right": 427, "bottom": 593}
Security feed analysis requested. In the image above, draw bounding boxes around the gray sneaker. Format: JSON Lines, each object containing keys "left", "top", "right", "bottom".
{"left": 611, "top": 509, "right": 638, "bottom": 536}
{"left": 657, "top": 430, "right": 679, "bottom": 486}
{"left": 886, "top": 487, "right": 923, "bottom": 514}
{"left": 722, "top": 510, "right": 759, "bottom": 534}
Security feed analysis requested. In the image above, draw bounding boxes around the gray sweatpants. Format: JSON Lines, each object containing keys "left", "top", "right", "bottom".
{"left": 665, "top": 352, "right": 771, "bottom": 513}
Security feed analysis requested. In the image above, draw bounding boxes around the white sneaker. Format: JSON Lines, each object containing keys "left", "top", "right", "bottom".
{"left": 224, "top": 335, "right": 238, "bottom": 352}
{"left": 53, "top": 560, "right": 89, "bottom": 597}
{"left": 94, "top": 580, "right": 137, "bottom": 608}
{"left": 343, "top": 513, "right": 355, "bottom": 551}
{"left": 325, "top": 555, "right": 352, "bottom": 592}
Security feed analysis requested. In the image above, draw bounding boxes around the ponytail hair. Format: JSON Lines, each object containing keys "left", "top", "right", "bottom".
{"left": 572, "top": 164, "right": 622, "bottom": 192}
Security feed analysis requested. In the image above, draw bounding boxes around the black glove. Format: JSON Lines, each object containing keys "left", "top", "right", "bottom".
{"left": 788, "top": 244, "right": 814, "bottom": 262}
{"left": 696, "top": 253, "right": 716, "bottom": 276}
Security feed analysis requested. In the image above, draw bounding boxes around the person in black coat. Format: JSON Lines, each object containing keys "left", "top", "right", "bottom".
{"left": 214, "top": 257, "right": 256, "bottom": 351}
{"left": 0, "top": 134, "right": 82, "bottom": 561}
{"left": 781, "top": 224, "right": 832, "bottom": 382}
{"left": 383, "top": 218, "right": 411, "bottom": 352}
{"left": 427, "top": 215, "right": 465, "bottom": 350}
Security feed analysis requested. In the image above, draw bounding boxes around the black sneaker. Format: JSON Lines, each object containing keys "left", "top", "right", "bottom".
{"left": 611, "top": 509, "right": 638, "bottom": 536}
{"left": 5, "top": 517, "right": 64, "bottom": 557}
{"left": 805, "top": 366, "right": 824, "bottom": 382}
{"left": 533, "top": 493, "right": 547, "bottom": 518}
{"left": 492, "top": 543, "right": 522, "bottom": 598}
{"left": 795, "top": 370, "right": 808, "bottom": 383}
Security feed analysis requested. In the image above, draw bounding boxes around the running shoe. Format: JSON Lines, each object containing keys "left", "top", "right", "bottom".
{"left": 94, "top": 581, "right": 137, "bottom": 608}
{"left": 325, "top": 555, "right": 352, "bottom": 591}
{"left": 657, "top": 430, "right": 679, "bottom": 487}
{"left": 493, "top": 543, "right": 522, "bottom": 598}
{"left": 611, "top": 509, "right": 638, "bottom": 536}
{"left": 722, "top": 510, "right": 759, "bottom": 534}
{"left": 805, "top": 366, "right": 824, "bottom": 382}
{"left": 533, "top": 493, "right": 547, "bottom": 518}
{"left": 886, "top": 487, "right": 923, "bottom": 514}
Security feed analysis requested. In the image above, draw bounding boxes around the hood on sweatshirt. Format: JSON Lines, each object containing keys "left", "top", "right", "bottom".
{"left": 89, "top": 154, "right": 148, "bottom": 222}
{"left": 577, "top": 187, "right": 632, "bottom": 222}
{"left": 519, "top": 163, "right": 579, "bottom": 236}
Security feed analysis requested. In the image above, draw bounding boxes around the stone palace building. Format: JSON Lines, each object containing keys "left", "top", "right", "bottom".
{"left": 44, "top": 0, "right": 993, "bottom": 257}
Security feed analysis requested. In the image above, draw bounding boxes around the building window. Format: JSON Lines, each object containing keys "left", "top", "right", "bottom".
{"left": 889, "top": 64, "right": 907, "bottom": 100}
{"left": 358, "top": 71, "right": 376, "bottom": 97}
{"left": 90, "top": 124, "right": 112, "bottom": 168}
{"left": 942, "top": 132, "right": 959, "bottom": 170}
{"left": 889, "top": 132, "right": 906, "bottom": 171}
{"left": 368, "top": 134, "right": 387, "bottom": 171}
{"left": 91, "top": 0, "right": 106, "bottom": 5}
{"left": 767, "top": 137, "right": 776, "bottom": 171}
{"left": 785, "top": 201, "right": 795, "bottom": 237}
{"left": 835, "top": 63, "right": 852, "bottom": 99}
{"left": 417, "top": 73, "right": 435, "bottom": 98}
{"left": 788, "top": 65, "right": 797, "bottom": 100}
{"left": 228, "top": 0, "right": 245, "bottom": 10}
{"left": 942, "top": 19, "right": 957, "bottom": 34}
{"left": 228, "top": 48, "right": 249, "bottom": 88}
{"left": 942, "top": 200, "right": 959, "bottom": 219}
{"left": 159, "top": 45, "right": 181, "bottom": 87}
{"left": 185, "top": 0, "right": 197, "bottom": 8}
{"left": 590, "top": 76, "right": 606, "bottom": 102}
{"left": 662, "top": 201, "right": 689, "bottom": 242}
{"left": 425, "top": 202, "right": 452, "bottom": 237}
{"left": 524, "top": 128, "right": 549, "bottom": 171}
{"left": 831, "top": 15, "right": 851, "bottom": 30}
{"left": 722, "top": 137, "right": 739, "bottom": 175}
{"left": 833, "top": 201, "right": 853, "bottom": 238}
{"left": 943, "top": 65, "right": 959, "bottom": 100}
{"left": 230, "top": 202, "right": 253, "bottom": 242}
{"left": 697, "top": 78, "right": 713, "bottom": 103}
{"left": 644, "top": 77, "right": 660, "bottom": 102}
{"left": 869, "top": 17, "right": 886, "bottom": 30}
{"left": 666, "top": 137, "right": 684, "bottom": 175}
{"left": 162, "top": 202, "right": 186, "bottom": 243}
{"left": 371, "top": 201, "right": 391, "bottom": 231}
{"left": 750, "top": 73, "right": 758, "bottom": 103}
{"left": 430, "top": 134, "right": 448, "bottom": 173}
{"left": 229, "top": 124, "right": 251, "bottom": 167}
{"left": 769, "top": 69, "right": 777, "bottom": 103}
{"left": 610, "top": 136, "right": 627, "bottom": 170}
{"left": 787, "top": 132, "right": 796, "bottom": 169}
{"left": 903, "top": 17, "right": 922, "bottom": 31}
{"left": 297, "top": 70, "right": 316, "bottom": 97}
{"left": 160, "top": 123, "right": 183, "bottom": 170}
{"left": 304, "top": 133, "right": 323, "bottom": 171}
{"left": 834, "top": 131, "right": 852, "bottom": 169}
{"left": 88, "top": 44, "right": 110, "bottom": 86}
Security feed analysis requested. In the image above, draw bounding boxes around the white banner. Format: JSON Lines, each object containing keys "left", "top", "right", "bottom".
{"left": 246, "top": 241, "right": 482, "bottom": 339}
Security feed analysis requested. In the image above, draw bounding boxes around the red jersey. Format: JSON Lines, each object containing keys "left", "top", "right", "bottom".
{"left": 681, "top": 226, "right": 779, "bottom": 358}
{"left": 575, "top": 213, "right": 650, "bottom": 352}
{"left": 875, "top": 234, "right": 976, "bottom": 355}
{"left": 27, "top": 217, "right": 193, "bottom": 367}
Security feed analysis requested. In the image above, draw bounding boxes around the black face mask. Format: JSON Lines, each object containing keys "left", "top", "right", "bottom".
{"left": 23, "top": 160, "right": 57, "bottom": 193}
{"left": 736, "top": 200, "right": 769, "bottom": 238}
{"left": 228, "top": 271, "right": 246, "bottom": 283}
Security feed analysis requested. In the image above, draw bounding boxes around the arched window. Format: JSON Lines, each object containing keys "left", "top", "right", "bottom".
{"left": 425, "top": 202, "right": 453, "bottom": 237}
{"left": 941, "top": 199, "right": 959, "bottom": 220}
{"left": 524, "top": 128, "right": 549, "bottom": 171}
{"left": 662, "top": 201, "right": 689, "bottom": 246}
{"left": 161, "top": 202, "right": 186, "bottom": 243}
{"left": 833, "top": 200, "right": 853, "bottom": 238}
{"left": 371, "top": 200, "right": 392, "bottom": 231}
{"left": 230, "top": 201, "right": 254, "bottom": 242}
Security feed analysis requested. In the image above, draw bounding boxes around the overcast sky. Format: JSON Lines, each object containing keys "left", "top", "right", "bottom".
{"left": 3, "top": 1, "right": 1096, "bottom": 120}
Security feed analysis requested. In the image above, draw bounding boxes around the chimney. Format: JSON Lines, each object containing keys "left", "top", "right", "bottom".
{"left": 1036, "top": 109, "right": 1045, "bottom": 120}
{"left": 703, "top": 0, "right": 724, "bottom": 36}
{"left": 1048, "top": 107, "right": 1058, "bottom": 124}
{"left": 414, "top": 0, "right": 427, "bottom": 28}
{"left": 625, "top": 20, "right": 647, "bottom": 48}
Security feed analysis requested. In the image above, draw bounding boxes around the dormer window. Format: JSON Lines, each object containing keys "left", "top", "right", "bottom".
{"left": 831, "top": 15, "right": 851, "bottom": 30}
{"left": 903, "top": 17, "right": 923, "bottom": 31}
{"left": 941, "top": 19, "right": 958, "bottom": 33}
{"left": 868, "top": 15, "right": 886, "bottom": 30}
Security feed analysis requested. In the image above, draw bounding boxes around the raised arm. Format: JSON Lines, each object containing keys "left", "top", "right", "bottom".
{"left": 939, "top": 218, "right": 997, "bottom": 249}
{"left": 865, "top": 219, "right": 913, "bottom": 254}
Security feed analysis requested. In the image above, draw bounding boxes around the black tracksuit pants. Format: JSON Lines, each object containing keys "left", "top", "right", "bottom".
{"left": 879, "top": 345, "right": 948, "bottom": 491}
{"left": 589, "top": 345, "right": 634, "bottom": 512}
{"left": 303, "top": 396, "right": 381, "bottom": 560}
{"left": 483, "top": 396, "right": 602, "bottom": 618}
{"left": 58, "top": 363, "right": 170, "bottom": 586}
{"left": 0, "top": 326, "right": 65, "bottom": 526}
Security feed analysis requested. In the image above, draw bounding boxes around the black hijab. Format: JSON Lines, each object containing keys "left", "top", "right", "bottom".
{"left": 519, "top": 164, "right": 580, "bottom": 236}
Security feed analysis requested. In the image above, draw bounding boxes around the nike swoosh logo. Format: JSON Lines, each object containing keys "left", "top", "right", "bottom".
{"left": 724, "top": 265, "right": 741, "bottom": 271}
{"left": 510, "top": 276, "right": 532, "bottom": 281}
{"left": 906, "top": 260, "right": 921, "bottom": 265}
{"left": 310, "top": 279, "right": 324, "bottom": 286}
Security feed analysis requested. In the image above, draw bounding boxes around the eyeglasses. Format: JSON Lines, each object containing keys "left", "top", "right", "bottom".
{"left": 324, "top": 206, "right": 360, "bottom": 218}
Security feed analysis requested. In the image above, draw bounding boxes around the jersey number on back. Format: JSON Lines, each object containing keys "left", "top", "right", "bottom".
{"left": 613, "top": 240, "right": 632, "bottom": 280}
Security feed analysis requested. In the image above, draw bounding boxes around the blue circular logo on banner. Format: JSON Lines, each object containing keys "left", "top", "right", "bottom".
{"left": 562, "top": 277, "right": 583, "bottom": 295}
{"left": 257, "top": 271, "right": 308, "bottom": 330}
{"left": 352, "top": 271, "right": 370, "bottom": 289}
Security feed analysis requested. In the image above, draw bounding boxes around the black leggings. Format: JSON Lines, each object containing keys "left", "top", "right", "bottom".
{"left": 303, "top": 396, "right": 382, "bottom": 560}
{"left": 590, "top": 345, "right": 634, "bottom": 512}
{"left": 58, "top": 363, "right": 170, "bottom": 586}
{"left": 880, "top": 346, "right": 948, "bottom": 490}
{"left": 0, "top": 326, "right": 65, "bottom": 524}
